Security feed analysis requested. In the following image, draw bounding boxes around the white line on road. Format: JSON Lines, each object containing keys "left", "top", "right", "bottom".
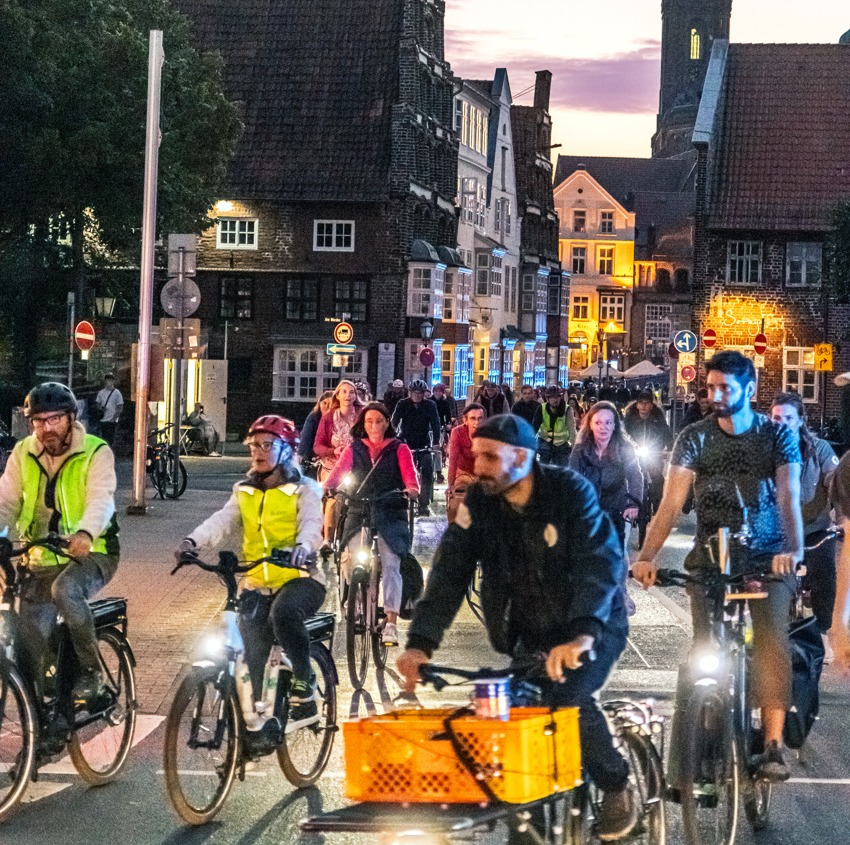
{"left": 155, "top": 769, "right": 268, "bottom": 777}
{"left": 625, "top": 636, "right": 652, "bottom": 668}
{"left": 788, "top": 778, "right": 850, "bottom": 785}
{"left": 24, "top": 782, "right": 72, "bottom": 803}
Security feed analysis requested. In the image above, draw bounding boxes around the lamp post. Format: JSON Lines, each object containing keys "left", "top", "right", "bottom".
{"left": 596, "top": 325, "right": 605, "bottom": 387}
{"left": 94, "top": 296, "right": 116, "bottom": 319}
{"left": 603, "top": 320, "right": 621, "bottom": 383}
{"left": 419, "top": 319, "right": 434, "bottom": 380}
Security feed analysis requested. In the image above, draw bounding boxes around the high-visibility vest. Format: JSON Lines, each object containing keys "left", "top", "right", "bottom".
{"left": 539, "top": 405, "right": 570, "bottom": 447}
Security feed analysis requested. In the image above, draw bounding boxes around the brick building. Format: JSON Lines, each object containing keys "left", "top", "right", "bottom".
{"left": 692, "top": 40, "right": 850, "bottom": 415}
{"left": 175, "top": 0, "right": 458, "bottom": 430}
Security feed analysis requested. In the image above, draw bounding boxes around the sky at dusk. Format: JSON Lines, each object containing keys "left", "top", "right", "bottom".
{"left": 444, "top": 1, "right": 850, "bottom": 159}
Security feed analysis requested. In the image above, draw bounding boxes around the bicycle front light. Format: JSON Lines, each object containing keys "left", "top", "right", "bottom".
{"left": 200, "top": 633, "right": 225, "bottom": 658}
{"left": 354, "top": 548, "right": 370, "bottom": 566}
{"left": 341, "top": 473, "right": 355, "bottom": 490}
{"left": 635, "top": 444, "right": 650, "bottom": 459}
{"left": 382, "top": 832, "right": 441, "bottom": 845}
{"left": 691, "top": 647, "right": 723, "bottom": 682}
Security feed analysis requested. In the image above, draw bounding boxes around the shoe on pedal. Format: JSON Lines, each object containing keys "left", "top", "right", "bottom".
{"left": 382, "top": 622, "right": 399, "bottom": 647}
{"left": 595, "top": 782, "right": 639, "bottom": 842}
{"left": 72, "top": 668, "right": 105, "bottom": 706}
{"left": 288, "top": 679, "right": 319, "bottom": 724}
{"left": 417, "top": 507, "right": 431, "bottom": 517}
{"left": 753, "top": 740, "right": 790, "bottom": 782}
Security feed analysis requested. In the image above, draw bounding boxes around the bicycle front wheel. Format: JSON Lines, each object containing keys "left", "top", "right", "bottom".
{"left": 346, "top": 568, "right": 370, "bottom": 689}
{"left": 164, "top": 451, "right": 188, "bottom": 500}
{"left": 68, "top": 630, "right": 137, "bottom": 785}
{"left": 621, "top": 727, "right": 666, "bottom": 844}
{"left": 680, "top": 684, "right": 738, "bottom": 845}
{"left": 277, "top": 643, "right": 337, "bottom": 787}
{"left": 163, "top": 666, "right": 240, "bottom": 825}
{"left": 0, "top": 662, "right": 36, "bottom": 822}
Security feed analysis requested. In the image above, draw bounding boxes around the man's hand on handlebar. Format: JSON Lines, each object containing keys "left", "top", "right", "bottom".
{"left": 175, "top": 537, "right": 198, "bottom": 565}
{"left": 66, "top": 531, "right": 92, "bottom": 559}
{"left": 397, "top": 648, "right": 430, "bottom": 693}
{"left": 631, "top": 559, "right": 658, "bottom": 588}
{"left": 404, "top": 486, "right": 419, "bottom": 500}
{"left": 771, "top": 550, "right": 803, "bottom": 576}
{"left": 546, "top": 636, "right": 595, "bottom": 680}
{"left": 289, "top": 545, "right": 310, "bottom": 568}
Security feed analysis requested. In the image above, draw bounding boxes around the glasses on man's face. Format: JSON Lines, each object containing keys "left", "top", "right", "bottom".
{"left": 246, "top": 441, "right": 278, "bottom": 453}
{"left": 31, "top": 412, "right": 67, "bottom": 429}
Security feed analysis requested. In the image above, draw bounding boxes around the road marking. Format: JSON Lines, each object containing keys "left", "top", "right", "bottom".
{"left": 155, "top": 769, "right": 268, "bottom": 777}
{"left": 625, "top": 636, "right": 652, "bottom": 668}
{"left": 788, "top": 778, "right": 850, "bottom": 785}
{"left": 24, "top": 782, "right": 72, "bottom": 803}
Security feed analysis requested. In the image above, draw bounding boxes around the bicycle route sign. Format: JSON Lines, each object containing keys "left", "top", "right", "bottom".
{"left": 333, "top": 322, "right": 354, "bottom": 344}
{"left": 74, "top": 321, "right": 96, "bottom": 351}
{"left": 673, "top": 330, "right": 698, "bottom": 354}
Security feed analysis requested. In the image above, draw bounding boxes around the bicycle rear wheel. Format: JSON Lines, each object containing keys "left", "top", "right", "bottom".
{"left": 346, "top": 568, "right": 370, "bottom": 688}
{"left": 620, "top": 727, "right": 666, "bottom": 844}
{"left": 68, "top": 630, "right": 137, "bottom": 785}
{"left": 163, "top": 666, "right": 240, "bottom": 825}
{"left": 680, "top": 684, "right": 738, "bottom": 845}
{"left": 277, "top": 644, "right": 337, "bottom": 787}
{"left": 163, "top": 450, "right": 188, "bottom": 500}
{"left": 0, "top": 662, "right": 36, "bottom": 822}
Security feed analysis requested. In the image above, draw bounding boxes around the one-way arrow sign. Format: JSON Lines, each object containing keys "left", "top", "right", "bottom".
{"left": 327, "top": 343, "right": 356, "bottom": 355}
{"left": 673, "top": 330, "right": 698, "bottom": 354}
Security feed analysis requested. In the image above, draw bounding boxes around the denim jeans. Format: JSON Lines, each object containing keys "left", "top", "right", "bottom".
{"left": 17, "top": 553, "right": 119, "bottom": 696}
{"left": 537, "top": 441, "right": 571, "bottom": 467}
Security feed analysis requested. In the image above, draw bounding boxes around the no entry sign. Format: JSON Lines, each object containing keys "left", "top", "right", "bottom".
{"left": 753, "top": 333, "right": 768, "bottom": 355}
{"left": 74, "top": 321, "right": 96, "bottom": 352}
{"left": 702, "top": 328, "right": 717, "bottom": 348}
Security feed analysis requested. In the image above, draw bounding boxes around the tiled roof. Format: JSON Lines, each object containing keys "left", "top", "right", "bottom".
{"left": 554, "top": 153, "right": 696, "bottom": 210}
{"left": 709, "top": 44, "right": 850, "bottom": 230}
{"left": 175, "top": 0, "right": 400, "bottom": 201}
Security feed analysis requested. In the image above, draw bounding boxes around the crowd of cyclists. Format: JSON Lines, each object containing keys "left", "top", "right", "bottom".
{"left": 4, "top": 349, "right": 850, "bottom": 840}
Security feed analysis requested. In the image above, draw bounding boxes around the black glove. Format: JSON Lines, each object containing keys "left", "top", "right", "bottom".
{"left": 175, "top": 537, "right": 197, "bottom": 563}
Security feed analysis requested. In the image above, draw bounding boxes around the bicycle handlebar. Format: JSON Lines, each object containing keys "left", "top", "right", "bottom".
{"left": 331, "top": 487, "right": 409, "bottom": 505}
{"left": 804, "top": 526, "right": 844, "bottom": 551}
{"left": 0, "top": 533, "right": 81, "bottom": 587}
{"left": 170, "top": 548, "right": 316, "bottom": 577}
{"left": 644, "top": 567, "right": 786, "bottom": 588}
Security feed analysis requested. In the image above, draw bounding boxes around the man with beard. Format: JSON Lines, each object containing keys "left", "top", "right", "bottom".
{"left": 397, "top": 415, "right": 637, "bottom": 842}
{"left": 632, "top": 350, "right": 803, "bottom": 783}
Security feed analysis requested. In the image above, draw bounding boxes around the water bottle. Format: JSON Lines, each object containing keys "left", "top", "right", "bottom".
{"left": 263, "top": 646, "right": 282, "bottom": 714}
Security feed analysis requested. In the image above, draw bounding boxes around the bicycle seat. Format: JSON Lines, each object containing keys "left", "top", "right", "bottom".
{"left": 89, "top": 597, "right": 127, "bottom": 626}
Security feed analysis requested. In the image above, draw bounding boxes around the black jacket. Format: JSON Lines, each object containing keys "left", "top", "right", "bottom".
{"left": 407, "top": 464, "right": 627, "bottom": 658}
{"left": 390, "top": 397, "right": 441, "bottom": 449}
{"left": 512, "top": 399, "right": 540, "bottom": 427}
{"left": 622, "top": 403, "right": 674, "bottom": 451}
{"left": 432, "top": 395, "right": 458, "bottom": 427}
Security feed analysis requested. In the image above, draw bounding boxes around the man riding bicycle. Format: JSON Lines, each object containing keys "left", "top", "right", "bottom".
{"left": 623, "top": 389, "right": 673, "bottom": 518}
{"left": 0, "top": 382, "right": 120, "bottom": 705}
{"left": 397, "top": 414, "right": 637, "bottom": 842}
{"left": 633, "top": 350, "right": 804, "bottom": 782}
{"left": 178, "top": 415, "right": 324, "bottom": 725}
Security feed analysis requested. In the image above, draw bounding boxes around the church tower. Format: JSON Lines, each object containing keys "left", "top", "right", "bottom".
{"left": 652, "top": 0, "right": 732, "bottom": 158}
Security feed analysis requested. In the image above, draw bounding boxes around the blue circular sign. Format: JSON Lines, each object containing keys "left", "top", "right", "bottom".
{"left": 673, "top": 330, "right": 698, "bottom": 354}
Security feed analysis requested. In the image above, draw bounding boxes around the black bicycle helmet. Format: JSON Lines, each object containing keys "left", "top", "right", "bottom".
{"left": 408, "top": 379, "right": 428, "bottom": 392}
{"left": 24, "top": 382, "right": 78, "bottom": 417}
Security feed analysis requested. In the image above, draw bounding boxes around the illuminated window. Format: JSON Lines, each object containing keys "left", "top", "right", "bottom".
{"left": 217, "top": 218, "right": 257, "bottom": 250}
{"left": 572, "top": 295, "right": 590, "bottom": 321}
{"left": 783, "top": 348, "right": 818, "bottom": 403}
{"left": 572, "top": 246, "right": 587, "bottom": 275}
{"left": 313, "top": 220, "right": 354, "bottom": 252}
{"left": 408, "top": 265, "right": 444, "bottom": 318}
{"left": 690, "top": 28, "right": 701, "bottom": 60}
{"left": 599, "top": 294, "right": 624, "bottom": 324}
{"left": 598, "top": 246, "right": 614, "bottom": 275}
{"left": 273, "top": 346, "right": 367, "bottom": 400}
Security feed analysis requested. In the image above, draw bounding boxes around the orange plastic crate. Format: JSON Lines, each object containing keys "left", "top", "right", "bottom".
{"left": 344, "top": 706, "right": 581, "bottom": 804}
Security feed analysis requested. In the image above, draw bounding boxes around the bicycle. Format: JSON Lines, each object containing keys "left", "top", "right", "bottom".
{"left": 0, "top": 534, "right": 137, "bottom": 821}
{"left": 146, "top": 424, "right": 187, "bottom": 500}
{"left": 632, "top": 444, "right": 668, "bottom": 549}
{"left": 301, "top": 659, "right": 666, "bottom": 845}
{"left": 162, "top": 549, "right": 338, "bottom": 825}
{"left": 334, "top": 488, "right": 412, "bottom": 688}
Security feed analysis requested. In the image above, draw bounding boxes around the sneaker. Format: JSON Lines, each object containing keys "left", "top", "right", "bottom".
{"left": 243, "top": 717, "right": 282, "bottom": 758}
{"left": 382, "top": 622, "right": 399, "bottom": 647}
{"left": 72, "top": 668, "right": 105, "bottom": 705}
{"left": 288, "top": 680, "right": 319, "bottom": 724}
{"left": 753, "top": 740, "right": 790, "bottom": 782}
{"left": 435, "top": 473, "right": 446, "bottom": 484}
{"left": 595, "top": 782, "right": 639, "bottom": 842}
{"left": 823, "top": 633, "right": 835, "bottom": 665}
{"left": 417, "top": 507, "right": 432, "bottom": 517}
{"left": 208, "top": 451, "right": 222, "bottom": 457}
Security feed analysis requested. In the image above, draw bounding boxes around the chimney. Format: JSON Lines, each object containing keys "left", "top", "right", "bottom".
{"left": 533, "top": 70, "right": 552, "bottom": 112}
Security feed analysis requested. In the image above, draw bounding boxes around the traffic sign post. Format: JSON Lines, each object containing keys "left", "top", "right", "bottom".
{"left": 333, "top": 322, "right": 354, "bottom": 345}
{"left": 673, "top": 330, "right": 698, "bottom": 354}
{"left": 75, "top": 320, "right": 96, "bottom": 362}
{"left": 753, "top": 333, "right": 768, "bottom": 356}
{"left": 327, "top": 343, "right": 356, "bottom": 356}
{"left": 702, "top": 328, "right": 717, "bottom": 348}
{"left": 681, "top": 365, "right": 696, "bottom": 383}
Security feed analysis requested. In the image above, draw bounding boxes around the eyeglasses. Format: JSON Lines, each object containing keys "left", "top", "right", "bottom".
{"left": 31, "top": 413, "right": 67, "bottom": 429}
{"left": 246, "top": 441, "right": 279, "bottom": 453}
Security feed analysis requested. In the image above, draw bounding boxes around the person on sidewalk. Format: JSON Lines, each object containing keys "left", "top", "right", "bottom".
{"left": 177, "top": 415, "right": 324, "bottom": 726}
{"left": 183, "top": 402, "right": 222, "bottom": 456}
{"left": 95, "top": 373, "right": 123, "bottom": 447}
{"left": 397, "top": 415, "right": 637, "bottom": 842}
{"left": 0, "top": 382, "right": 120, "bottom": 707}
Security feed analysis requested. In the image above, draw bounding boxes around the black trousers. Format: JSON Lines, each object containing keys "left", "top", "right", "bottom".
{"left": 804, "top": 530, "right": 837, "bottom": 632}
{"left": 412, "top": 449, "right": 434, "bottom": 510}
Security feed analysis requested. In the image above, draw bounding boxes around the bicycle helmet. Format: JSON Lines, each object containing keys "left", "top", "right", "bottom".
{"left": 24, "top": 382, "right": 78, "bottom": 417}
{"left": 246, "top": 415, "right": 300, "bottom": 447}
{"left": 408, "top": 379, "right": 428, "bottom": 392}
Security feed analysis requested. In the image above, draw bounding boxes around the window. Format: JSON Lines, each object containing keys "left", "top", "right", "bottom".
{"left": 645, "top": 304, "right": 672, "bottom": 362}
{"left": 283, "top": 277, "right": 318, "bottom": 321}
{"left": 313, "top": 220, "right": 354, "bottom": 252}
{"left": 786, "top": 243, "right": 822, "bottom": 287}
{"left": 219, "top": 276, "right": 253, "bottom": 319}
{"left": 408, "top": 265, "right": 444, "bottom": 318}
{"left": 454, "top": 345, "right": 473, "bottom": 398}
{"left": 573, "top": 210, "right": 586, "bottom": 232}
{"left": 783, "top": 348, "right": 818, "bottom": 403}
{"left": 597, "top": 246, "right": 614, "bottom": 275}
{"left": 494, "top": 198, "right": 512, "bottom": 235}
{"left": 510, "top": 266, "right": 518, "bottom": 313}
{"left": 217, "top": 218, "right": 257, "bottom": 250}
{"left": 443, "top": 272, "right": 454, "bottom": 320}
{"left": 476, "top": 183, "right": 487, "bottom": 228}
{"left": 636, "top": 263, "right": 655, "bottom": 286}
{"left": 521, "top": 273, "right": 535, "bottom": 311}
{"left": 599, "top": 293, "right": 624, "bottom": 324}
{"left": 273, "top": 346, "right": 368, "bottom": 400}
{"left": 727, "top": 240, "right": 761, "bottom": 284}
{"left": 461, "top": 178, "right": 477, "bottom": 224}
{"left": 454, "top": 97, "right": 463, "bottom": 132}
{"left": 547, "top": 276, "right": 568, "bottom": 316}
{"left": 569, "top": 332, "right": 589, "bottom": 369}
{"left": 490, "top": 253, "right": 503, "bottom": 297}
{"left": 500, "top": 147, "right": 507, "bottom": 190}
{"left": 460, "top": 101, "right": 488, "bottom": 154}
{"left": 571, "top": 246, "right": 586, "bottom": 275}
{"left": 334, "top": 278, "right": 368, "bottom": 321}
{"left": 600, "top": 211, "right": 614, "bottom": 234}
{"left": 572, "top": 295, "right": 590, "bottom": 320}
{"left": 690, "top": 28, "right": 701, "bottom": 60}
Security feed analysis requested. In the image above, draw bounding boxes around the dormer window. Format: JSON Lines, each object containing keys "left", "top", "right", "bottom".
{"left": 690, "top": 28, "right": 701, "bottom": 60}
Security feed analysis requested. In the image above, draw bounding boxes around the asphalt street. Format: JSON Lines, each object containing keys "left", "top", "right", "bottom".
{"left": 2, "top": 454, "right": 850, "bottom": 844}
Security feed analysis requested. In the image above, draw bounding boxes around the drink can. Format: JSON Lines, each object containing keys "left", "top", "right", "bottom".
{"left": 473, "top": 677, "right": 510, "bottom": 721}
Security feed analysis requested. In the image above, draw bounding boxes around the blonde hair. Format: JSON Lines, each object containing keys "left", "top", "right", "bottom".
{"left": 330, "top": 379, "right": 365, "bottom": 412}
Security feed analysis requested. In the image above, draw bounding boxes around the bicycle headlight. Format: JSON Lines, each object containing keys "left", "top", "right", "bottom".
{"left": 341, "top": 473, "right": 355, "bottom": 490}
{"left": 382, "top": 833, "right": 441, "bottom": 845}
{"left": 692, "top": 647, "right": 723, "bottom": 678}
{"left": 635, "top": 444, "right": 650, "bottom": 459}
{"left": 200, "top": 633, "right": 225, "bottom": 658}
{"left": 354, "top": 548, "right": 370, "bottom": 566}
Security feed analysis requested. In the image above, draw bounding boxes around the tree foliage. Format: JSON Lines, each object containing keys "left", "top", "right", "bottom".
{"left": 826, "top": 201, "right": 850, "bottom": 304}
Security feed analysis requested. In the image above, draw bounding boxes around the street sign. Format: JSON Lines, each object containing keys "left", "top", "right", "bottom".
{"left": 753, "top": 333, "right": 768, "bottom": 355}
{"left": 419, "top": 347, "right": 435, "bottom": 367}
{"left": 678, "top": 352, "right": 696, "bottom": 367}
{"left": 754, "top": 354, "right": 765, "bottom": 369}
{"left": 160, "top": 318, "right": 203, "bottom": 359}
{"left": 333, "top": 322, "right": 354, "bottom": 344}
{"left": 702, "top": 328, "right": 717, "bottom": 348}
{"left": 332, "top": 354, "right": 350, "bottom": 368}
{"left": 327, "top": 343, "right": 356, "bottom": 355}
{"left": 681, "top": 365, "right": 696, "bottom": 382}
{"left": 74, "top": 321, "right": 96, "bottom": 351}
{"left": 667, "top": 342, "right": 679, "bottom": 360}
{"left": 673, "top": 330, "right": 698, "bottom": 354}
{"left": 815, "top": 342, "right": 834, "bottom": 372}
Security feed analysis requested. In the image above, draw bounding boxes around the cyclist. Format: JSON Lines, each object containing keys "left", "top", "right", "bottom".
{"left": 446, "top": 403, "right": 485, "bottom": 523}
{"left": 430, "top": 382, "right": 457, "bottom": 484}
{"left": 390, "top": 379, "right": 440, "bottom": 517}
{"left": 474, "top": 380, "right": 510, "bottom": 417}
{"left": 297, "top": 390, "right": 334, "bottom": 478}
{"left": 398, "top": 414, "right": 637, "bottom": 842}
{"left": 511, "top": 384, "right": 540, "bottom": 427}
{"left": 679, "top": 387, "right": 711, "bottom": 430}
{"left": 633, "top": 350, "right": 804, "bottom": 782}
{"left": 532, "top": 384, "right": 577, "bottom": 467}
{"left": 177, "top": 415, "right": 324, "bottom": 724}
{"left": 323, "top": 403, "right": 419, "bottom": 646}
{"left": 0, "top": 382, "right": 120, "bottom": 704}
{"left": 770, "top": 392, "right": 840, "bottom": 661}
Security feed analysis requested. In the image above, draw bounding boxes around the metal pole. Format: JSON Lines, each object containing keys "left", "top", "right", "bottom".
{"left": 67, "top": 292, "right": 75, "bottom": 389}
{"left": 171, "top": 248, "right": 185, "bottom": 491}
{"left": 128, "top": 30, "right": 163, "bottom": 515}
{"left": 223, "top": 319, "right": 229, "bottom": 360}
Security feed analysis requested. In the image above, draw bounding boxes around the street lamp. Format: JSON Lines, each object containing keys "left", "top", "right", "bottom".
{"left": 419, "top": 320, "right": 434, "bottom": 342}
{"left": 603, "top": 320, "right": 622, "bottom": 383}
{"left": 94, "top": 295, "right": 116, "bottom": 318}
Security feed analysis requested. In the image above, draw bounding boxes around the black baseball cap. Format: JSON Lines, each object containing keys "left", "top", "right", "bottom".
{"left": 472, "top": 414, "right": 538, "bottom": 451}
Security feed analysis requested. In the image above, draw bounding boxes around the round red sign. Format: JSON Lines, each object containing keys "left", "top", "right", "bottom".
{"left": 753, "top": 333, "right": 768, "bottom": 355}
{"left": 702, "top": 328, "right": 717, "bottom": 348}
{"left": 419, "top": 346, "right": 435, "bottom": 367}
{"left": 74, "top": 320, "right": 96, "bottom": 352}
{"left": 667, "top": 342, "right": 679, "bottom": 360}
{"left": 681, "top": 365, "right": 696, "bottom": 382}
{"left": 333, "top": 321, "right": 354, "bottom": 344}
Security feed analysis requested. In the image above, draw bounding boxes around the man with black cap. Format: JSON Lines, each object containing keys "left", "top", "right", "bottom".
{"left": 398, "top": 414, "right": 636, "bottom": 842}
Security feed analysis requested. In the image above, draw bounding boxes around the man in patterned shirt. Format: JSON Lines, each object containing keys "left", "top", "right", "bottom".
{"left": 633, "top": 350, "right": 804, "bottom": 782}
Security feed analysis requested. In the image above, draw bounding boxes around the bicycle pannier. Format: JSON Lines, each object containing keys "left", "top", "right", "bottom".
{"left": 784, "top": 615, "right": 825, "bottom": 749}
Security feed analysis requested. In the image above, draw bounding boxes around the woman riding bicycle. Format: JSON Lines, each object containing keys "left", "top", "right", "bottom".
{"left": 323, "top": 403, "right": 419, "bottom": 647}
{"left": 177, "top": 415, "right": 324, "bottom": 727}
{"left": 446, "top": 402, "right": 484, "bottom": 523}
{"left": 298, "top": 390, "right": 334, "bottom": 478}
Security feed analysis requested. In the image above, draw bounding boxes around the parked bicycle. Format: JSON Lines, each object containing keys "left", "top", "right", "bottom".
{"left": 163, "top": 549, "right": 338, "bottom": 825}
{"left": 0, "top": 421, "right": 16, "bottom": 476}
{"left": 146, "top": 423, "right": 187, "bottom": 500}
{"left": 0, "top": 534, "right": 137, "bottom": 821}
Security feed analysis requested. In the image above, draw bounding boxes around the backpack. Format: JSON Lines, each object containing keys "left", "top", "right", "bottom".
{"left": 783, "top": 616, "right": 825, "bottom": 749}
{"left": 399, "top": 552, "right": 424, "bottom": 620}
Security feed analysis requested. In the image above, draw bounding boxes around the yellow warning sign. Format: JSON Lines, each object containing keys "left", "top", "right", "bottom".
{"left": 814, "top": 343, "right": 833, "bottom": 372}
